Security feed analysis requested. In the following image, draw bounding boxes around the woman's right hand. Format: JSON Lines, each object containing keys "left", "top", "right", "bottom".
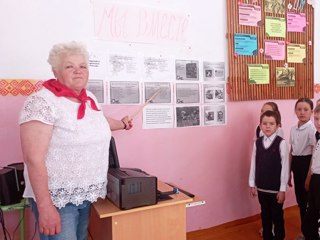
{"left": 38, "top": 204, "right": 61, "bottom": 235}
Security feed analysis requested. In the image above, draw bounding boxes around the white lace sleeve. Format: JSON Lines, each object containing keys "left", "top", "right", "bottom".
{"left": 19, "top": 94, "right": 55, "bottom": 125}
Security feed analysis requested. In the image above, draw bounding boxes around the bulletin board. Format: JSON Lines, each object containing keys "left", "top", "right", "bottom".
{"left": 227, "top": 0, "right": 314, "bottom": 101}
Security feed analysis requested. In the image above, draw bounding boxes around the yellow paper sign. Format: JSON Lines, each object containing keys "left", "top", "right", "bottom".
{"left": 248, "top": 64, "right": 270, "bottom": 84}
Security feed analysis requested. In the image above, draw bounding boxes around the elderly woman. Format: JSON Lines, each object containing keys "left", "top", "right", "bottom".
{"left": 19, "top": 41, "right": 132, "bottom": 239}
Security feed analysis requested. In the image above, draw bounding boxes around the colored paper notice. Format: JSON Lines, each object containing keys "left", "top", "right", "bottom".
{"left": 0, "top": 79, "right": 43, "bottom": 96}
{"left": 287, "top": 13, "right": 306, "bottom": 32}
{"left": 239, "top": 4, "right": 262, "bottom": 27}
{"left": 248, "top": 64, "right": 270, "bottom": 84}
{"left": 287, "top": 44, "right": 306, "bottom": 63}
{"left": 265, "top": 40, "right": 285, "bottom": 60}
{"left": 234, "top": 33, "right": 258, "bottom": 56}
{"left": 265, "top": 16, "right": 286, "bottom": 38}
{"left": 276, "top": 67, "right": 295, "bottom": 87}
{"left": 265, "top": 0, "right": 285, "bottom": 14}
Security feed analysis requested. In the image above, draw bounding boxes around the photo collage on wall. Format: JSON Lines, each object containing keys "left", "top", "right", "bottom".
{"left": 87, "top": 51, "right": 226, "bottom": 129}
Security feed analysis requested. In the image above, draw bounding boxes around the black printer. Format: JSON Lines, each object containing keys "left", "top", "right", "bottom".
{"left": 107, "top": 137, "right": 158, "bottom": 210}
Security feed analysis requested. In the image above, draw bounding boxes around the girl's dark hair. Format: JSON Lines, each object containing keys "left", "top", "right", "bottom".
{"left": 260, "top": 110, "right": 281, "bottom": 125}
{"left": 314, "top": 104, "right": 320, "bottom": 114}
{"left": 263, "top": 102, "right": 282, "bottom": 126}
{"left": 264, "top": 102, "right": 279, "bottom": 112}
{"left": 295, "top": 98, "right": 314, "bottom": 110}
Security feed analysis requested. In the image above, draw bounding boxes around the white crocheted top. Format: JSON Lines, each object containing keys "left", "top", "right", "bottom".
{"left": 19, "top": 88, "right": 111, "bottom": 208}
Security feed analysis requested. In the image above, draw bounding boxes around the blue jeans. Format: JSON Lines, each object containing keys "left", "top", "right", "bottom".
{"left": 30, "top": 198, "right": 91, "bottom": 240}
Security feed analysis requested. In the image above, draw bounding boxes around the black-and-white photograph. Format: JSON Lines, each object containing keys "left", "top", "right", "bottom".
{"left": 176, "top": 83, "right": 200, "bottom": 104}
{"left": 206, "top": 110, "right": 215, "bottom": 121}
{"left": 87, "top": 80, "right": 104, "bottom": 103}
{"left": 205, "top": 69, "right": 213, "bottom": 78}
{"left": 203, "top": 83, "right": 226, "bottom": 103}
{"left": 203, "top": 105, "right": 226, "bottom": 126}
{"left": 144, "top": 82, "right": 172, "bottom": 104}
{"left": 176, "top": 106, "right": 200, "bottom": 127}
{"left": 276, "top": 67, "right": 295, "bottom": 87}
{"left": 265, "top": 0, "right": 285, "bottom": 14}
{"left": 203, "top": 61, "right": 225, "bottom": 81}
{"left": 110, "top": 81, "right": 140, "bottom": 104}
{"left": 217, "top": 110, "right": 224, "bottom": 122}
{"left": 175, "top": 60, "right": 199, "bottom": 80}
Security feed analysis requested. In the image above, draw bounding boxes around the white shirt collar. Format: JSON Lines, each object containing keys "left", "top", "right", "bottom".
{"left": 296, "top": 120, "right": 313, "bottom": 130}
{"left": 263, "top": 132, "right": 277, "bottom": 142}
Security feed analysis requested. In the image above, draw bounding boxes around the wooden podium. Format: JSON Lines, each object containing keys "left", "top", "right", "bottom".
{"left": 88, "top": 181, "right": 192, "bottom": 240}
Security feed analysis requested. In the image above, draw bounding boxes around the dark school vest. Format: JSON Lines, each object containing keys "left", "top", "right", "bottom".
{"left": 255, "top": 136, "right": 283, "bottom": 191}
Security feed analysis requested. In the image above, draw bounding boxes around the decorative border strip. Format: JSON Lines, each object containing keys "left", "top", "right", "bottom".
{"left": 1, "top": 79, "right": 319, "bottom": 96}
{"left": 0, "top": 79, "right": 44, "bottom": 96}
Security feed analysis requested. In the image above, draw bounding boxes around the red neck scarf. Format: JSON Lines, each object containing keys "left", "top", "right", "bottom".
{"left": 43, "top": 79, "right": 100, "bottom": 119}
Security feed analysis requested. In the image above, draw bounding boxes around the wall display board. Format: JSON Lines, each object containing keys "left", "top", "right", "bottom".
{"left": 0, "top": 1, "right": 228, "bottom": 129}
{"left": 227, "top": 0, "right": 314, "bottom": 101}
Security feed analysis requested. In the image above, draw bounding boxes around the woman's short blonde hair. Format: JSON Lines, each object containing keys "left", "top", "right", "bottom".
{"left": 47, "top": 41, "right": 89, "bottom": 69}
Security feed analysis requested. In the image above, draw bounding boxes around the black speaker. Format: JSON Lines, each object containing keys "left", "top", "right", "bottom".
{"left": 0, "top": 168, "right": 21, "bottom": 205}
{"left": 7, "top": 162, "right": 25, "bottom": 200}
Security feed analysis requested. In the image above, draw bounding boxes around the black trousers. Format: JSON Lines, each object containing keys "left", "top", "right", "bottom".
{"left": 292, "top": 155, "right": 312, "bottom": 230}
{"left": 302, "top": 174, "right": 320, "bottom": 240}
{"left": 258, "top": 191, "right": 285, "bottom": 240}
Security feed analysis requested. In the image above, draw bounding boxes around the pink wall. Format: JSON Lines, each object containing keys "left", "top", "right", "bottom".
{"left": 2, "top": 93, "right": 319, "bottom": 239}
